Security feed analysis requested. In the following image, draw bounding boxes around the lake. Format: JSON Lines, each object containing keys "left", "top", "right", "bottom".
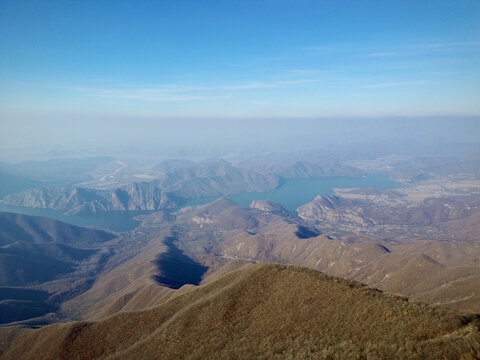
{"left": 0, "top": 173, "right": 399, "bottom": 232}
{"left": 228, "top": 173, "right": 399, "bottom": 212}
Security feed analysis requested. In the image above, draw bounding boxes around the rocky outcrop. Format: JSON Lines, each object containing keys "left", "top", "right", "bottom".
{"left": 2, "top": 160, "right": 282, "bottom": 215}
{"left": 249, "top": 200, "right": 290, "bottom": 216}
{"left": 298, "top": 194, "right": 480, "bottom": 227}
{"left": 297, "top": 195, "right": 373, "bottom": 227}
{"left": 2, "top": 183, "right": 180, "bottom": 215}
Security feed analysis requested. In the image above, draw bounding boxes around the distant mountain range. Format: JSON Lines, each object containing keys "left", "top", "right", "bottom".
{"left": 351, "top": 155, "right": 480, "bottom": 183}
{"left": 2, "top": 183, "right": 180, "bottom": 215}
{"left": 0, "top": 159, "right": 368, "bottom": 215}
{"left": 1, "top": 160, "right": 281, "bottom": 215}
{"left": 0, "top": 170, "right": 44, "bottom": 199}
{"left": 239, "top": 158, "right": 363, "bottom": 179}
{"left": 2, "top": 184, "right": 480, "bottom": 359}
{"left": 2, "top": 151, "right": 480, "bottom": 360}
{"left": 298, "top": 194, "right": 480, "bottom": 226}
{"left": 153, "top": 159, "right": 281, "bottom": 198}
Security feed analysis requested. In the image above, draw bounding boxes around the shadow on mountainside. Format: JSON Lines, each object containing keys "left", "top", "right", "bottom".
{"left": 152, "top": 237, "right": 208, "bottom": 289}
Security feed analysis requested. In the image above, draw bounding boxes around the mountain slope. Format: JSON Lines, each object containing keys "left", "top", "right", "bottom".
{"left": 240, "top": 158, "right": 363, "bottom": 179}
{"left": 154, "top": 159, "right": 281, "bottom": 199}
{"left": 2, "top": 160, "right": 281, "bottom": 215}
{"left": 298, "top": 194, "right": 480, "bottom": 227}
{"left": 141, "top": 197, "right": 480, "bottom": 314}
{"left": 1, "top": 264, "right": 479, "bottom": 360}
{"left": 0, "top": 212, "right": 117, "bottom": 324}
{"left": 0, "top": 170, "right": 43, "bottom": 199}
{"left": 2, "top": 183, "right": 179, "bottom": 215}
{"left": 0, "top": 212, "right": 115, "bottom": 246}
{"left": 0, "top": 212, "right": 116, "bottom": 287}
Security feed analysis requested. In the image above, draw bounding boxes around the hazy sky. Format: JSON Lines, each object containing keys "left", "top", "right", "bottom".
{"left": 0, "top": 0, "right": 479, "bottom": 151}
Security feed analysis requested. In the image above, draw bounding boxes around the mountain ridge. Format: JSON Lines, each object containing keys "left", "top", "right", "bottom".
{"left": 1, "top": 263, "right": 479, "bottom": 360}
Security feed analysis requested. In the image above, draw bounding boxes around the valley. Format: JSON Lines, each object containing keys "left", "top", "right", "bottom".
{"left": 2, "top": 1, "right": 480, "bottom": 357}
{"left": 1, "top": 152, "right": 480, "bottom": 358}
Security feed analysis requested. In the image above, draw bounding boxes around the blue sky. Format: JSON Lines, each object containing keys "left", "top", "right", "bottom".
{"left": 1, "top": 0, "right": 479, "bottom": 122}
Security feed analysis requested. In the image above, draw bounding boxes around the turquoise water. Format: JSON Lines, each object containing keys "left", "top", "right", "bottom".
{"left": 0, "top": 173, "right": 399, "bottom": 231}
{"left": 183, "top": 173, "right": 399, "bottom": 213}
{"left": 228, "top": 173, "right": 399, "bottom": 212}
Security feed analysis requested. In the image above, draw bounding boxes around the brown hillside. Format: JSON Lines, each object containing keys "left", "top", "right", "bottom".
{"left": 1, "top": 263, "right": 479, "bottom": 360}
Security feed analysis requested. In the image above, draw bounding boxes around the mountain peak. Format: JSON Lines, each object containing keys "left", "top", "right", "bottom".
{"left": 2, "top": 263, "right": 479, "bottom": 360}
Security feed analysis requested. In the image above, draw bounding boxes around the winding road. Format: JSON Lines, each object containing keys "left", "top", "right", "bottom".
{"left": 74, "top": 161, "right": 127, "bottom": 187}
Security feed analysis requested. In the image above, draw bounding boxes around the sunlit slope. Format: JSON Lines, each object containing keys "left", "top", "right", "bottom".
{"left": 1, "top": 263, "right": 479, "bottom": 360}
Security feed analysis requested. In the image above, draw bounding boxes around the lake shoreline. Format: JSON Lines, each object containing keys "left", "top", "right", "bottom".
{"left": 0, "top": 173, "right": 399, "bottom": 232}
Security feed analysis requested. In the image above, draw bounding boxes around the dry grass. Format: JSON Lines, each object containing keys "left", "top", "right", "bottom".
{"left": 1, "top": 263, "right": 480, "bottom": 359}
